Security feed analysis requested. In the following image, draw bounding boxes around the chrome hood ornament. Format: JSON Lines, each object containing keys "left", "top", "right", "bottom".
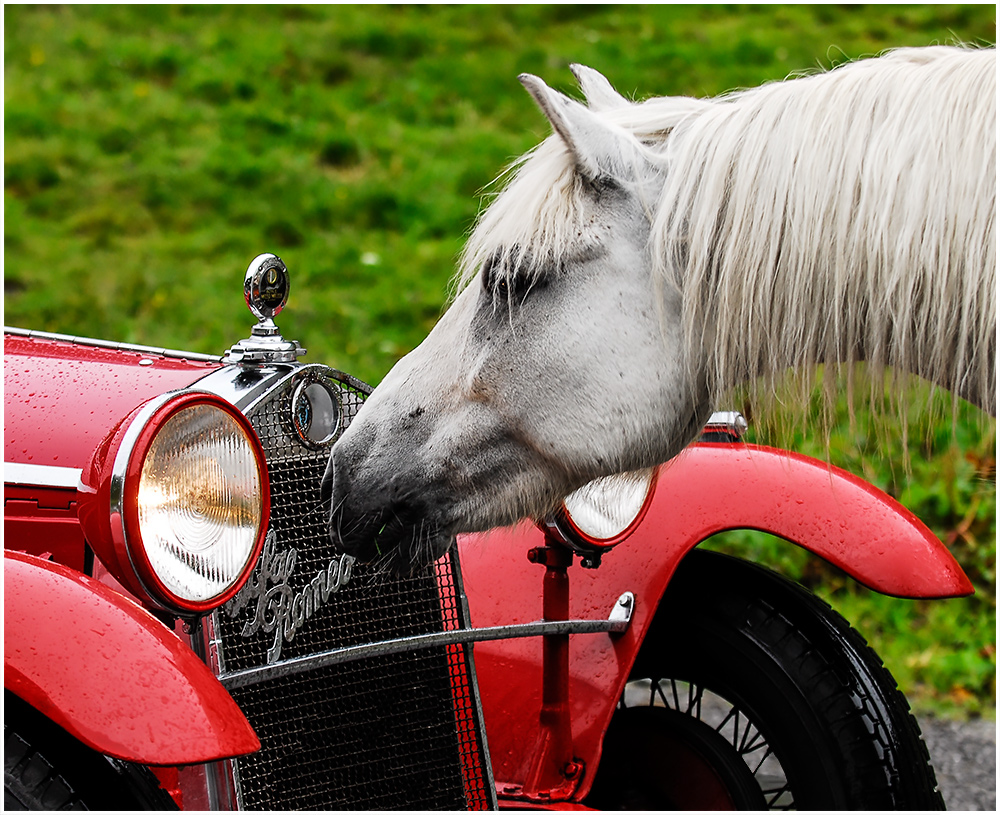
{"left": 225, "top": 253, "right": 306, "bottom": 364}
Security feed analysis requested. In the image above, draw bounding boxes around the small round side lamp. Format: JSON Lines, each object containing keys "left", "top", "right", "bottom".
{"left": 543, "top": 467, "right": 658, "bottom": 567}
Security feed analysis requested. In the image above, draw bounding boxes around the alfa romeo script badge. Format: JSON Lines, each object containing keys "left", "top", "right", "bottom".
{"left": 224, "top": 530, "right": 355, "bottom": 664}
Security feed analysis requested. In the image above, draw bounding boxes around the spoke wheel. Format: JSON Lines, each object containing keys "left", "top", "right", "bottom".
{"left": 586, "top": 550, "right": 944, "bottom": 811}
{"left": 604, "top": 678, "right": 792, "bottom": 809}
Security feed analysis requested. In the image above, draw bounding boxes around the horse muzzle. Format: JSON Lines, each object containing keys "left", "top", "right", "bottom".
{"left": 322, "top": 451, "right": 455, "bottom": 576}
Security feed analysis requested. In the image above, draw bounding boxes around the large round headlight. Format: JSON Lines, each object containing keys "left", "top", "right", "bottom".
{"left": 136, "top": 402, "right": 265, "bottom": 605}
{"left": 79, "top": 391, "right": 269, "bottom": 615}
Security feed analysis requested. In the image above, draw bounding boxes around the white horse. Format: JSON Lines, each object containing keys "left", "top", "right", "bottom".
{"left": 325, "top": 46, "right": 996, "bottom": 573}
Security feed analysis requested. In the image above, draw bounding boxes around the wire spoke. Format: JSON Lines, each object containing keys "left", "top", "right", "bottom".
{"left": 748, "top": 746, "right": 775, "bottom": 776}
{"left": 622, "top": 677, "right": 794, "bottom": 810}
{"left": 653, "top": 678, "right": 670, "bottom": 708}
{"left": 687, "top": 681, "right": 704, "bottom": 718}
{"left": 738, "top": 724, "right": 769, "bottom": 758}
{"left": 763, "top": 783, "right": 793, "bottom": 809}
{"left": 714, "top": 705, "right": 739, "bottom": 737}
{"left": 670, "top": 677, "right": 682, "bottom": 711}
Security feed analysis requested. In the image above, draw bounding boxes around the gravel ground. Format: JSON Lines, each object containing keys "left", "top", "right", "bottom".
{"left": 919, "top": 716, "right": 996, "bottom": 811}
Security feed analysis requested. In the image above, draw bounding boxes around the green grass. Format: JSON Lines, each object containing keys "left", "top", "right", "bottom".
{"left": 5, "top": 5, "right": 995, "bottom": 718}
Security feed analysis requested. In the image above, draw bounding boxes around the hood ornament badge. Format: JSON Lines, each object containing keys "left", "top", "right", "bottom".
{"left": 225, "top": 253, "right": 307, "bottom": 364}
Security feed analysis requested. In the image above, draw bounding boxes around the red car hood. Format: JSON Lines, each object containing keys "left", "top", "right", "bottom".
{"left": 4, "top": 333, "right": 222, "bottom": 471}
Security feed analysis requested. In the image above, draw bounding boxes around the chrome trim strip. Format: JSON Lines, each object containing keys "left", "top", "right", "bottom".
{"left": 186, "top": 618, "right": 241, "bottom": 809}
{"left": 234, "top": 363, "right": 371, "bottom": 414}
{"left": 704, "top": 410, "right": 749, "bottom": 436}
{"left": 219, "top": 601, "right": 634, "bottom": 691}
{"left": 191, "top": 363, "right": 371, "bottom": 434}
{"left": 193, "top": 364, "right": 304, "bottom": 412}
{"left": 4, "top": 326, "right": 223, "bottom": 364}
{"left": 4, "top": 462, "right": 83, "bottom": 490}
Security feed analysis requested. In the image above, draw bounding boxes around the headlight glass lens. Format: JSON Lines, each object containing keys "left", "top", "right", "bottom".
{"left": 562, "top": 468, "right": 656, "bottom": 541}
{"left": 138, "top": 404, "right": 263, "bottom": 603}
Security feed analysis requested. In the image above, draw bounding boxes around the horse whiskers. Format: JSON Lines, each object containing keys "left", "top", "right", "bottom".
{"left": 411, "top": 518, "right": 441, "bottom": 575}
{"left": 303, "top": 490, "right": 342, "bottom": 524}
{"left": 408, "top": 518, "right": 424, "bottom": 571}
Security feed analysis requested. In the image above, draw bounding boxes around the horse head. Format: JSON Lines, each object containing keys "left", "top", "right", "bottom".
{"left": 326, "top": 48, "right": 995, "bottom": 574}
{"left": 324, "top": 66, "right": 711, "bottom": 574}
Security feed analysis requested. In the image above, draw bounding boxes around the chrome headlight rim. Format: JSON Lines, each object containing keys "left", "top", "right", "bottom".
{"left": 110, "top": 390, "right": 270, "bottom": 615}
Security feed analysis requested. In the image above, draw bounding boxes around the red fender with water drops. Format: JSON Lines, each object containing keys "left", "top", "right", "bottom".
{"left": 4, "top": 550, "right": 260, "bottom": 766}
{"left": 459, "top": 442, "right": 972, "bottom": 802}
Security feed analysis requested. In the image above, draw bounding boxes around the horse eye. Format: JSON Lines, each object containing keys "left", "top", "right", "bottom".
{"left": 481, "top": 252, "right": 502, "bottom": 293}
{"left": 481, "top": 249, "right": 535, "bottom": 306}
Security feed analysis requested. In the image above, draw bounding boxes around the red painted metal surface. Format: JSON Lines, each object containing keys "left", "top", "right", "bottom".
{"left": 4, "top": 551, "right": 260, "bottom": 765}
{"left": 3, "top": 333, "right": 220, "bottom": 471}
{"left": 4, "top": 485, "right": 87, "bottom": 570}
{"left": 459, "top": 442, "right": 972, "bottom": 803}
{"left": 5, "top": 330, "right": 974, "bottom": 804}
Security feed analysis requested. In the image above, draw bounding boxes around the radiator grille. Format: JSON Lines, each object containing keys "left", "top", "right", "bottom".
{"left": 213, "top": 366, "right": 493, "bottom": 810}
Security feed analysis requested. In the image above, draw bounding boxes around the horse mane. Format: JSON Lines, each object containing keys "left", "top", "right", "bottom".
{"left": 655, "top": 45, "right": 996, "bottom": 416}
{"left": 461, "top": 46, "right": 996, "bottom": 417}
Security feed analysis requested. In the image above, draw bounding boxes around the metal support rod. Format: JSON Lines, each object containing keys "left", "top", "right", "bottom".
{"left": 523, "top": 541, "right": 581, "bottom": 797}
{"left": 218, "top": 606, "right": 630, "bottom": 690}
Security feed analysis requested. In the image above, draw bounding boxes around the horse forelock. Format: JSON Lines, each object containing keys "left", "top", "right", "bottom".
{"left": 456, "top": 94, "right": 711, "bottom": 295}
{"left": 457, "top": 138, "right": 583, "bottom": 294}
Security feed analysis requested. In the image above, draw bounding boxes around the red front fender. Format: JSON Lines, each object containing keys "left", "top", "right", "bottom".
{"left": 459, "top": 442, "right": 972, "bottom": 801}
{"left": 4, "top": 551, "right": 260, "bottom": 766}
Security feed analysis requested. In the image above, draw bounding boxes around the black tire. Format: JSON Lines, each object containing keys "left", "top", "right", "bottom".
{"left": 4, "top": 692, "right": 177, "bottom": 811}
{"left": 586, "top": 550, "right": 944, "bottom": 810}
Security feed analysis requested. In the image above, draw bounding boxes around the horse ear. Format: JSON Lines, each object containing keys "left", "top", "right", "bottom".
{"left": 570, "top": 64, "right": 629, "bottom": 111}
{"left": 519, "top": 72, "right": 638, "bottom": 183}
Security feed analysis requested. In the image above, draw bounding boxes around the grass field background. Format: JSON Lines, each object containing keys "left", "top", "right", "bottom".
{"left": 5, "top": 4, "right": 995, "bottom": 717}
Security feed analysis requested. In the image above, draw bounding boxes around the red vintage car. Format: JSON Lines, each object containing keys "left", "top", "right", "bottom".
{"left": 5, "top": 254, "right": 969, "bottom": 810}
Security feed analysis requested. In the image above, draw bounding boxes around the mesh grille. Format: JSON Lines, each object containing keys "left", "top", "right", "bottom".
{"left": 214, "top": 367, "right": 493, "bottom": 810}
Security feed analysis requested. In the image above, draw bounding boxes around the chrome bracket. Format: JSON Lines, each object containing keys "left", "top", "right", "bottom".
{"left": 224, "top": 321, "right": 305, "bottom": 365}
{"left": 609, "top": 591, "right": 635, "bottom": 627}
